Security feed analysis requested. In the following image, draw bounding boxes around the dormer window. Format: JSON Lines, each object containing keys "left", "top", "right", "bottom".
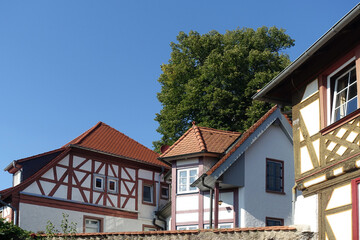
{"left": 329, "top": 59, "right": 357, "bottom": 124}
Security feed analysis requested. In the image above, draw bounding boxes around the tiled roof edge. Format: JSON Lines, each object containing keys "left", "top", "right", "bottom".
{"left": 193, "top": 124, "right": 207, "bottom": 152}
{"left": 159, "top": 127, "right": 194, "bottom": 158}
{"left": 206, "top": 105, "right": 279, "bottom": 175}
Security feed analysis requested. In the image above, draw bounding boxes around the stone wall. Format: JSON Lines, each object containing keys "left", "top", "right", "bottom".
{"left": 43, "top": 226, "right": 317, "bottom": 240}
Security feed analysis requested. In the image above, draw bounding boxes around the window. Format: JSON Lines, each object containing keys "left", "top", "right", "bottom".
{"left": 177, "top": 168, "right": 198, "bottom": 193}
{"left": 107, "top": 177, "right": 118, "bottom": 194}
{"left": 266, "top": 159, "right": 284, "bottom": 194}
{"left": 93, "top": 174, "right": 105, "bottom": 191}
{"left": 143, "top": 225, "right": 157, "bottom": 231}
{"left": 13, "top": 171, "right": 21, "bottom": 187}
{"left": 84, "top": 216, "right": 103, "bottom": 233}
{"left": 161, "top": 184, "right": 169, "bottom": 200}
{"left": 204, "top": 223, "right": 233, "bottom": 229}
{"left": 142, "top": 182, "right": 154, "bottom": 205}
{"left": 176, "top": 225, "right": 198, "bottom": 230}
{"left": 329, "top": 60, "right": 357, "bottom": 123}
{"left": 266, "top": 217, "right": 284, "bottom": 226}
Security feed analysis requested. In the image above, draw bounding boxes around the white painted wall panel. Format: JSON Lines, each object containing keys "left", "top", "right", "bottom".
{"left": 42, "top": 169, "right": 54, "bottom": 181}
{"left": 176, "top": 212, "right": 198, "bottom": 223}
{"left": 176, "top": 195, "right": 199, "bottom": 211}
{"left": 58, "top": 155, "right": 69, "bottom": 166}
{"left": 72, "top": 188, "right": 83, "bottom": 202}
{"left": 53, "top": 185, "right": 67, "bottom": 199}
{"left": 326, "top": 210, "right": 351, "bottom": 240}
{"left": 300, "top": 99, "right": 320, "bottom": 137}
{"left": 294, "top": 194, "right": 318, "bottom": 232}
{"left": 242, "top": 125, "right": 294, "bottom": 227}
{"left": 326, "top": 184, "right": 351, "bottom": 210}
{"left": 301, "top": 79, "right": 318, "bottom": 102}
{"left": 73, "top": 156, "right": 86, "bottom": 168}
{"left": 19, "top": 202, "right": 159, "bottom": 233}
{"left": 139, "top": 169, "right": 153, "bottom": 180}
{"left": 39, "top": 181, "right": 55, "bottom": 196}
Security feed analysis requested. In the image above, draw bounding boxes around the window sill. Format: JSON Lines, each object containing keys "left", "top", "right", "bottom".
{"left": 266, "top": 190, "right": 285, "bottom": 195}
{"left": 321, "top": 108, "right": 360, "bottom": 135}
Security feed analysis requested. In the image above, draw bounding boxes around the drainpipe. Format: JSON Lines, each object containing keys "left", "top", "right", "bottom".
{"left": 201, "top": 175, "right": 214, "bottom": 229}
{"left": 292, "top": 183, "right": 297, "bottom": 225}
{"left": 153, "top": 167, "right": 165, "bottom": 230}
{"left": 0, "top": 197, "right": 17, "bottom": 225}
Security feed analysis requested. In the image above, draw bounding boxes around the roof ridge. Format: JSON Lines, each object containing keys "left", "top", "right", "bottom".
{"left": 206, "top": 105, "right": 278, "bottom": 175}
{"left": 159, "top": 127, "right": 194, "bottom": 158}
{"left": 192, "top": 123, "right": 207, "bottom": 152}
{"left": 198, "top": 126, "right": 241, "bottom": 135}
{"left": 68, "top": 121, "right": 103, "bottom": 146}
{"left": 100, "top": 122, "right": 160, "bottom": 155}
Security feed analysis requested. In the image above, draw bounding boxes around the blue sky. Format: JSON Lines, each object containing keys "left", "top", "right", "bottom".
{"left": 0, "top": 0, "right": 359, "bottom": 190}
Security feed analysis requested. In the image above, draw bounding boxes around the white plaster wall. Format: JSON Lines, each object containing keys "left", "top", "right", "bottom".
{"left": 294, "top": 194, "right": 318, "bottom": 232}
{"left": 19, "top": 202, "right": 155, "bottom": 233}
{"left": 177, "top": 195, "right": 198, "bottom": 211}
{"left": 139, "top": 169, "right": 153, "bottom": 180}
{"left": 176, "top": 212, "right": 198, "bottom": 223}
{"left": 240, "top": 124, "right": 294, "bottom": 227}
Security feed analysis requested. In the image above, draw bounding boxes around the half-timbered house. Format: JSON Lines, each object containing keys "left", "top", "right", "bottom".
{"left": 254, "top": 3, "right": 360, "bottom": 239}
{"left": 0, "top": 122, "right": 169, "bottom": 233}
{"left": 158, "top": 106, "right": 293, "bottom": 230}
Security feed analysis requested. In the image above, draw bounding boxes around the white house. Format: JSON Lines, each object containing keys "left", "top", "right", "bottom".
{"left": 158, "top": 106, "right": 294, "bottom": 230}
{"left": 0, "top": 122, "right": 170, "bottom": 233}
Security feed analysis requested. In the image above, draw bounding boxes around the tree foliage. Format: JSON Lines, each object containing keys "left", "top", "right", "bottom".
{"left": 0, "top": 218, "right": 33, "bottom": 240}
{"left": 154, "top": 27, "right": 294, "bottom": 151}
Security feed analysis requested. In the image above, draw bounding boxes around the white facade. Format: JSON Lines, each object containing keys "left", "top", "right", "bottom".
{"left": 238, "top": 124, "right": 294, "bottom": 227}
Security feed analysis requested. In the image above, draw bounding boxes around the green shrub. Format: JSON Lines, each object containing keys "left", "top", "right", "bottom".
{"left": 0, "top": 218, "right": 33, "bottom": 240}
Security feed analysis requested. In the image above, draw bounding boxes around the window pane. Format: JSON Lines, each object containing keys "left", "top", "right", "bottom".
{"left": 267, "top": 160, "right": 283, "bottom": 192}
{"left": 347, "top": 97, "right": 358, "bottom": 115}
{"left": 350, "top": 68, "right": 357, "bottom": 83}
{"left": 143, "top": 185, "right": 152, "bottom": 202}
{"left": 161, "top": 187, "right": 169, "bottom": 197}
{"left": 109, "top": 180, "right": 116, "bottom": 191}
{"left": 179, "top": 171, "right": 187, "bottom": 178}
{"left": 85, "top": 219, "right": 100, "bottom": 233}
{"left": 95, "top": 178, "right": 103, "bottom": 189}
{"left": 190, "top": 170, "right": 197, "bottom": 177}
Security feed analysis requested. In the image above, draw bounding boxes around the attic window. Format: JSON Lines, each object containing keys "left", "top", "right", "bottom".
{"left": 93, "top": 174, "right": 105, "bottom": 191}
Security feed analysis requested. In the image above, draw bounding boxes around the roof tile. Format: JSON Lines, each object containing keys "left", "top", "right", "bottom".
{"left": 64, "top": 122, "right": 167, "bottom": 168}
{"left": 160, "top": 125, "right": 241, "bottom": 159}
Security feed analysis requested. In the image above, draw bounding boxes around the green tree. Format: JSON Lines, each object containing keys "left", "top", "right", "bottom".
{"left": 154, "top": 27, "right": 294, "bottom": 151}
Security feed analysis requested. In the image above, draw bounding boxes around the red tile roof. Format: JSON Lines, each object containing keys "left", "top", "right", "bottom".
{"left": 160, "top": 123, "right": 241, "bottom": 159}
{"left": 64, "top": 122, "right": 167, "bottom": 168}
{"left": 207, "top": 105, "right": 278, "bottom": 175}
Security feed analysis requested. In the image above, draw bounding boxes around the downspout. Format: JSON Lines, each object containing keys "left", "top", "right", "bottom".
{"left": 201, "top": 175, "right": 214, "bottom": 229}
{"left": 292, "top": 183, "right": 297, "bottom": 225}
{"left": 153, "top": 167, "right": 165, "bottom": 230}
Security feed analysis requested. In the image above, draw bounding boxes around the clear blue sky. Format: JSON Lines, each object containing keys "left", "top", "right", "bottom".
{"left": 0, "top": 0, "right": 358, "bottom": 190}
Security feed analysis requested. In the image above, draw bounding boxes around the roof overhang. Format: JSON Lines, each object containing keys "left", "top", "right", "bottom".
{"left": 158, "top": 151, "right": 221, "bottom": 162}
{"left": 253, "top": 3, "right": 360, "bottom": 105}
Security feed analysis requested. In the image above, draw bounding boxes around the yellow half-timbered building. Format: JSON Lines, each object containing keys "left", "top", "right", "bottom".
{"left": 254, "top": 4, "right": 360, "bottom": 240}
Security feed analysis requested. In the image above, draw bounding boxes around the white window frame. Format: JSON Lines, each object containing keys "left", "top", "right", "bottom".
{"left": 107, "top": 177, "right": 118, "bottom": 194}
{"left": 177, "top": 168, "right": 198, "bottom": 194}
{"left": 327, "top": 56, "right": 357, "bottom": 125}
{"left": 204, "top": 223, "right": 233, "bottom": 229}
{"left": 85, "top": 218, "right": 101, "bottom": 233}
{"left": 13, "top": 170, "right": 21, "bottom": 187}
{"left": 93, "top": 174, "right": 105, "bottom": 191}
{"left": 176, "top": 225, "right": 198, "bottom": 230}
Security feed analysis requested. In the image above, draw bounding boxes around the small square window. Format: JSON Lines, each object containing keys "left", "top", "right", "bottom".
{"left": 84, "top": 218, "right": 102, "bottom": 233}
{"left": 107, "top": 178, "right": 118, "bottom": 193}
{"left": 143, "top": 184, "right": 153, "bottom": 204}
{"left": 93, "top": 175, "right": 105, "bottom": 191}
{"left": 161, "top": 184, "right": 169, "bottom": 199}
